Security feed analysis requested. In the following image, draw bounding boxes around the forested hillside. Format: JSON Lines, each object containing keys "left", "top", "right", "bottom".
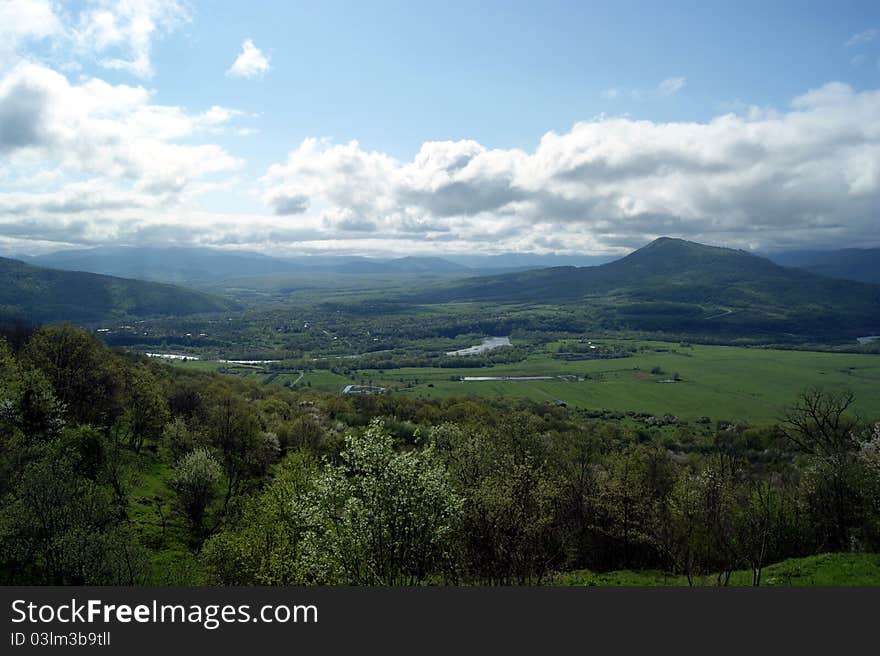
{"left": 0, "top": 257, "right": 238, "bottom": 325}
{"left": 1, "top": 325, "right": 878, "bottom": 585}
{"left": 410, "top": 238, "right": 880, "bottom": 339}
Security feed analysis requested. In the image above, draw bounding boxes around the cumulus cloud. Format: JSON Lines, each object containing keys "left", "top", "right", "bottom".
{"left": 259, "top": 82, "right": 880, "bottom": 253}
{"left": 226, "top": 39, "right": 271, "bottom": 78}
{"left": 658, "top": 76, "right": 686, "bottom": 96}
{"left": 0, "top": 62, "right": 240, "bottom": 193}
{"left": 845, "top": 28, "right": 878, "bottom": 47}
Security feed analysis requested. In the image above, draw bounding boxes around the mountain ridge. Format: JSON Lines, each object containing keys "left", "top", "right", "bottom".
{"left": 405, "top": 237, "right": 880, "bottom": 339}
{"left": 0, "top": 256, "right": 239, "bottom": 326}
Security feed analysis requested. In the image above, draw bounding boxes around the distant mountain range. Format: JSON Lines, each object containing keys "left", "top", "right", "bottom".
{"left": 0, "top": 256, "right": 238, "bottom": 326}
{"left": 15, "top": 246, "right": 617, "bottom": 284}
{"left": 6, "top": 239, "right": 878, "bottom": 340}
{"left": 409, "top": 238, "right": 880, "bottom": 339}
{"left": 16, "top": 243, "right": 877, "bottom": 287}
{"left": 767, "top": 248, "right": 880, "bottom": 285}
{"left": 17, "top": 247, "right": 474, "bottom": 282}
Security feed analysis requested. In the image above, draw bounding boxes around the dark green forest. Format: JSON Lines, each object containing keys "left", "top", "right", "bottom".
{"left": 2, "top": 324, "right": 878, "bottom": 586}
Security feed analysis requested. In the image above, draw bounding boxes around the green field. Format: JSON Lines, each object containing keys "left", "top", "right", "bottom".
{"left": 168, "top": 339, "right": 880, "bottom": 424}
{"left": 389, "top": 344, "right": 880, "bottom": 422}
{"left": 553, "top": 553, "right": 880, "bottom": 586}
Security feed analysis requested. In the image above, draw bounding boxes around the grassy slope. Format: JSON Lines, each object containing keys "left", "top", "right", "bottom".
{"left": 554, "top": 553, "right": 880, "bottom": 586}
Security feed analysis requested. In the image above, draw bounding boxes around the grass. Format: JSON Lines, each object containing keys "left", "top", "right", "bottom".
{"left": 166, "top": 338, "right": 880, "bottom": 423}
{"left": 373, "top": 340, "right": 880, "bottom": 422}
{"left": 125, "top": 449, "right": 208, "bottom": 584}
{"left": 553, "top": 553, "right": 880, "bottom": 586}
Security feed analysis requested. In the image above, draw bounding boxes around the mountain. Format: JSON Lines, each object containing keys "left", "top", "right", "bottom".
{"left": 767, "top": 248, "right": 880, "bottom": 285}
{"left": 410, "top": 238, "right": 880, "bottom": 339}
{"left": 21, "top": 247, "right": 470, "bottom": 283}
{"left": 21, "top": 246, "right": 304, "bottom": 284}
{"left": 0, "top": 257, "right": 238, "bottom": 325}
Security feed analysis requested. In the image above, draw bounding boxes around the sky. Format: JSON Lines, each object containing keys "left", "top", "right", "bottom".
{"left": 1, "top": 0, "right": 879, "bottom": 258}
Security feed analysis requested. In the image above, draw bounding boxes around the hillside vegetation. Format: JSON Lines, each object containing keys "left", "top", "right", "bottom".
{"left": 0, "top": 257, "right": 238, "bottom": 325}
{"left": 2, "top": 325, "right": 879, "bottom": 586}
{"left": 409, "top": 238, "right": 880, "bottom": 339}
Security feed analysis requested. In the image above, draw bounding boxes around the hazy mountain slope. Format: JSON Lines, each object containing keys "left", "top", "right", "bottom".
{"left": 23, "top": 247, "right": 470, "bottom": 282}
{"left": 767, "top": 248, "right": 880, "bottom": 285}
{"left": 23, "top": 246, "right": 302, "bottom": 284}
{"left": 0, "top": 257, "right": 239, "bottom": 325}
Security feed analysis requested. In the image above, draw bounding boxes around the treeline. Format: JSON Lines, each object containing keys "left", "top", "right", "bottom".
{"left": 1, "top": 325, "right": 879, "bottom": 585}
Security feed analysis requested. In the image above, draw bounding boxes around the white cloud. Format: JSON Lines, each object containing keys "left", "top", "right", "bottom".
{"left": 845, "top": 28, "right": 878, "bottom": 47}
{"left": 226, "top": 39, "right": 271, "bottom": 79}
{"left": 72, "top": 0, "right": 191, "bottom": 78}
{"left": 600, "top": 87, "right": 642, "bottom": 101}
{"left": 0, "top": 60, "right": 241, "bottom": 222}
{"left": 658, "top": 76, "right": 686, "bottom": 96}
{"left": 601, "top": 77, "right": 684, "bottom": 101}
{"left": 0, "top": 1, "right": 189, "bottom": 79}
{"left": 0, "top": 0, "right": 63, "bottom": 69}
{"left": 257, "top": 82, "right": 880, "bottom": 253}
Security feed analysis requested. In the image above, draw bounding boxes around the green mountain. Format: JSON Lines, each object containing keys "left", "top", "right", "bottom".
{"left": 411, "top": 238, "right": 880, "bottom": 339}
{"left": 0, "top": 257, "right": 239, "bottom": 325}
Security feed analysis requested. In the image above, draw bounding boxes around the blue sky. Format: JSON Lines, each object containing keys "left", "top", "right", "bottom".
{"left": 1, "top": 0, "right": 879, "bottom": 256}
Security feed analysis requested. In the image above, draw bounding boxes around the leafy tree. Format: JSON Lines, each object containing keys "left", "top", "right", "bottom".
{"left": 0, "top": 441, "right": 146, "bottom": 584}
{"left": 171, "top": 448, "right": 222, "bottom": 535}
{"left": 311, "top": 420, "right": 462, "bottom": 584}
{"left": 21, "top": 325, "right": 122, "bottom": 429}
{"left": 201, "top": 454, "right": 321, "bottom": 585}
{"left": 120, "top": 364, "right": 170, "bottom": 453}
{"left": 206, "top": 391, "right": 266, "bottom": 516}
{"left": 433, "top": 418, "right": 567, "bottom": 584}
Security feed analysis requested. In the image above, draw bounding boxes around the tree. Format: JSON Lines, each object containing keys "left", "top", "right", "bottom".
{"left": 311, "top": 420, "right": 463, "bottom": 585}
{"left": 206, "top": 391, "right": 265, "bottom": 517}
{"left": 0, "top": 441, "right": 146, "bottom": 585}
{"left": 171, "top": 448, "right": 222, "bottom": 535}
{"left": 120, "top": 365, "right": 169, "bottom": 453}
{"left": 432, "top": 418, "right": 568, "bottom": 584}
{"left": 782, "top": 388, "right": 863, "bottom": 550}
{"left": 201, "top": 453, "right": 321, "bottom": 585}
{"left": 21, "top": 325, "right": 122, "bottom": 429}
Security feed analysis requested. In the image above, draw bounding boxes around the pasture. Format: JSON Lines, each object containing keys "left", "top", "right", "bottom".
{"left": 168, "top": 339, "right": 880, "bottom": 424}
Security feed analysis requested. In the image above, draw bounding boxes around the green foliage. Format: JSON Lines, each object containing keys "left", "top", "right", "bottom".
{"left": 432, "top": 419, "right": 568, "bottom": 584}
{"left": 204, "top": 422, "right": 462, "bottom": 585}
{"left": 0, "top": 440, "right": 147, "bottom": 584}
{"left": 308, "top": 420, "right": 463, "bottom": 584}
{"left": 201, "top": 453, "right": 320, "bottom": 585}
{"left": 2, "top": 324, "right": 880, "bottom": 587}
{"left": 170, "top": 448, "right": 222, "bottom": 536}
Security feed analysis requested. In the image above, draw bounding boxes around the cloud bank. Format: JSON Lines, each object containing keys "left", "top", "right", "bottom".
{"left": 258, "top": 82, "right": 880, "bottom": 253}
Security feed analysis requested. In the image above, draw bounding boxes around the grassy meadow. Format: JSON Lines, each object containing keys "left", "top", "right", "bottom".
{"left": 170, "top": 339, "right": 880, "bottom": 424}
